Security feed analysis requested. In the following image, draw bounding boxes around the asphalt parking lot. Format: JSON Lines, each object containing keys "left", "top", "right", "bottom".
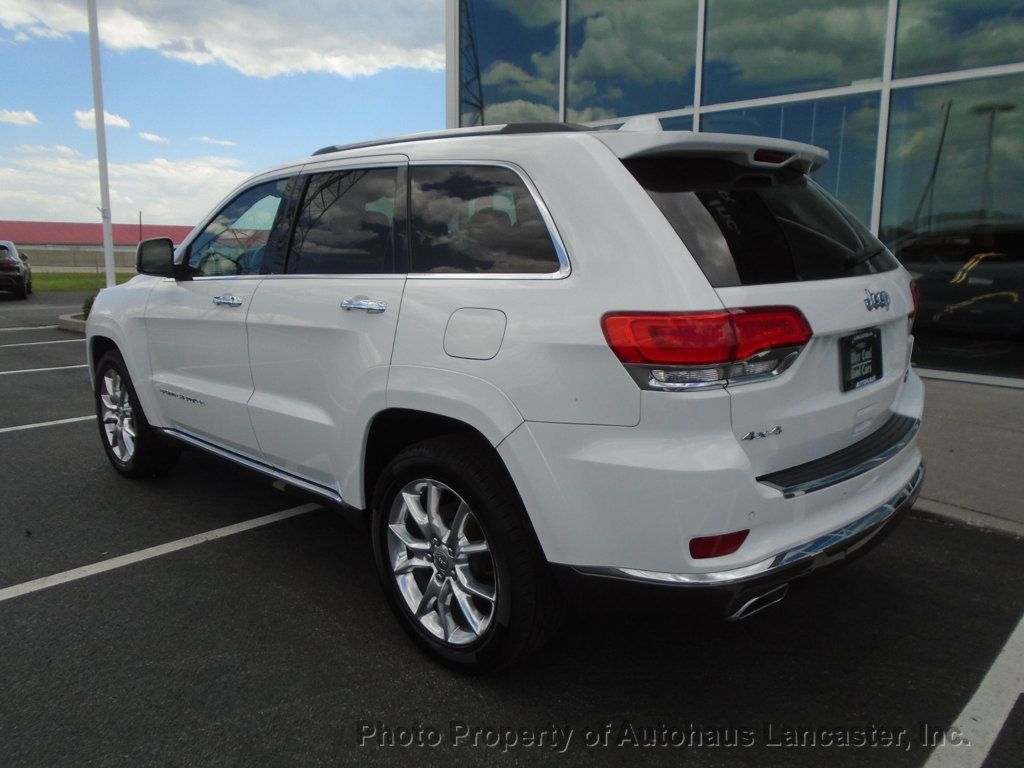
{"left": 1, "top": 289, "right": 1022, "bottom": 768}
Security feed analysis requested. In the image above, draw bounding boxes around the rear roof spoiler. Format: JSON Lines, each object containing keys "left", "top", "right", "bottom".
{"left": 593, "top": 130, "right": 829, "bottom": 173}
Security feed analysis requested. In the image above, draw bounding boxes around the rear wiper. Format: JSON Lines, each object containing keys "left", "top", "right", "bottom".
{"left": 845, "top": 245, "right": 886, "bottom": 269}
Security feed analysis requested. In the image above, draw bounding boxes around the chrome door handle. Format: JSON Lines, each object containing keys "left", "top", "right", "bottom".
{"left": 341, "top": 298, "right": 387, "bottom": 313}
{"left": 212, "top": 295, "right": 243, "bottom": 307}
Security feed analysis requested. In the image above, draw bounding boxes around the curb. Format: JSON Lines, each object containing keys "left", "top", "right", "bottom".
{"left": 58, "top": 313, "right": 87, "bottom": 334}
{"left": 913, "top": 498, "right": 1024, "bottom": 539}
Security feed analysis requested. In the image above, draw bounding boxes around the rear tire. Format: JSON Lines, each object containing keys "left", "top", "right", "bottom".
{"left": 95, "top": 350, "right": 180, "bottom": 478}
{"left": 371, "top": 435, "right": 563, "bottom": 672}
{"left": 13, "top": 279, "right": 27, "bottom": 300}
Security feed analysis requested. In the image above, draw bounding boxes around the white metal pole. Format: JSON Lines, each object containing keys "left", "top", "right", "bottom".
{"left": 87, "top": 0, "right": 116, "bottom": 289}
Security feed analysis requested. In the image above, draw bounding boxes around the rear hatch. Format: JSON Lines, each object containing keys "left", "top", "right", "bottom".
{"left": 619, "top": 145, "right": 914, "bottom": 477}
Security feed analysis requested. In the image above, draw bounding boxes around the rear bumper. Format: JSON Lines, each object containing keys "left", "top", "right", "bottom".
{"left": 570, "top": 462, "right": 923, "bottom": 589}
{"left": 0, "top": 273, "right": 25, "bottom": 288}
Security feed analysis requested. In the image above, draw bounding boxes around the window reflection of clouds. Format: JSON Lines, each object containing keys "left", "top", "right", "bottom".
{"left": 703, "top": 0, "right": 886, "bottom": 104}
{"left": 882, "top": 75, "right": 1024, "bottom": 239}
{"left": 883, "top": 75, "right": 1024, "bottom": 376}
{"left": 896, "top": 0, "right": 1024, "bottom": 78}
{"left": 411, "top": 166, "right": 561, "bottom": 273}
{"left": 566, "top": 1, "right": 698, "bottom": 121}
{"left": 702, "top": 94, "right": 879, "bottom": 223}
{"left": 460, "top": 0, "right": 562, "bottom": 125}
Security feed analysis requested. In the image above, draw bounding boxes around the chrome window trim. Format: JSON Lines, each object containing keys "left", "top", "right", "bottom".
{"left": 407, "top": 160, "right": 572, "bottom": 280}
{"left": 190, "top": 274, "right": 408, "bottom": 282}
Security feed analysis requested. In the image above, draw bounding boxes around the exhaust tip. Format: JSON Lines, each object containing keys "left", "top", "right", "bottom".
{"left": 728, "top": 583, "right": 789, "bottom": 620}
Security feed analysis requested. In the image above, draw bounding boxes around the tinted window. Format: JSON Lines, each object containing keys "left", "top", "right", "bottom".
{"left": 626, "top": 158, "right": 898, "bottom": 287}
{"left": 702, "top": 0, "right": 886, "bottom": 105}
{"left": 700, "top": 92, "right": 879, "bottom": 224}
{"left": 566, "top": 0, "right": 697, "bottom": 121}
{"left": 410, "top": 165, "right": 561, "bottom": 274}
{"left": 881, "top": 74, "right": 1024, "bottom": 378}
{"left": 287, "top": 168, "right": 398, "bottom": 275}
{"left": 895, "top": 0, "right": 1024, "bottom": 78}
{"left": 459, "top": 0, "right": 561, "bottom": 126}
{"left": 188, "top": 179, "right": 289, "bottom": 277}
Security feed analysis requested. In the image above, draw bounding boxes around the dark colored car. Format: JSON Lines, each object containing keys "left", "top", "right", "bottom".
{"left": 0, "top": 240, "right": 33, "bottom": 299}
{"left": 889, "top": 222, "right": 1024, "bottom": 339}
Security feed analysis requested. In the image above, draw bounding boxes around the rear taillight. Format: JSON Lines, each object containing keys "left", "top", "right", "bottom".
{"left": 689, "top": 529, "right": 749, "bottom": 559}
{"left": 602, "top": 306, "right": 812, "bottom": 390}
{"left": 909, "top": 280, "right": 920, "bottom": 331}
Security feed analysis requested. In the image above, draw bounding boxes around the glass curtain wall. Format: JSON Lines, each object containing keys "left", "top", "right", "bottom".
{"left": 456, "top": 0, "right": 1024, "bottom": 377}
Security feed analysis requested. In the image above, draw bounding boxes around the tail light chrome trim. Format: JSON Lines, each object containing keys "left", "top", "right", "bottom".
{"left": 602, "top": 306, "right": 813, "bottom": 392}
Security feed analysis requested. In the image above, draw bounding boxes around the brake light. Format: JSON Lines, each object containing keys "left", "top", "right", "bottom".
{"left": 753, "top": 148, "right": 792, "bottom": 164}
{"left": 601, "top": 306, "right": 811, "bottom": 390}
{"left": 689, "top": 529, "right": 749, "bottom": 559}
{"left": 909, "top": 280, "right": 920, "bottom": 330}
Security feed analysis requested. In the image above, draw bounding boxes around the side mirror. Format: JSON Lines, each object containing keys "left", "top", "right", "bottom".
{"left": 20, "top": 253, "right": 28, "bottom": 263}
{"left": 136, "top": 237, "right": 176, "bottom": 277}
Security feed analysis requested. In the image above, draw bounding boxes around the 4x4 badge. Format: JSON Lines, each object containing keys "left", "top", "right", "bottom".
{"left": 864, "top": 289, "right": 891, "bottom": 311}
{"left": 742, "top": 426, "right": 782, "bottom": 440}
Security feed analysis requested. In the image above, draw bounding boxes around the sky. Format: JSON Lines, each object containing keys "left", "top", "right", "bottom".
{"left": 0, "top": 0, "right": 446, "bottom": 225}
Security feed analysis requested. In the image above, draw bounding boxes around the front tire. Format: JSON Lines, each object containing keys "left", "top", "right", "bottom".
{"left": 371, "top": 436, "right": 563, "bottom": 672}
{"left": 95, "top": 350, "right": 180, "bottom": 478}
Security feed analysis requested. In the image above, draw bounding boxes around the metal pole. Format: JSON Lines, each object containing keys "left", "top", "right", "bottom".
{"left": 87, "top": 0, "right": 116, "bottom": 289}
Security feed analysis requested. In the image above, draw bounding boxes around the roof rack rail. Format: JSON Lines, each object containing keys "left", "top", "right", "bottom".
{"left": 311, "top": 122, "right": 589, "bottom": 157}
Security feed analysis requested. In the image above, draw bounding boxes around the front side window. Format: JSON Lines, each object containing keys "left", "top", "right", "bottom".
{"left": 188, "top": 179, "right": 289, "bottom": 277}
{"left": 410, "top": 165, "right": 561, "bottom": 275}
{"left": 286, "top": 168, "right": 398, "bottom": 275}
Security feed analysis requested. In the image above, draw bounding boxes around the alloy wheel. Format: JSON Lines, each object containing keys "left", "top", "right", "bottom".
{"left": 99, "top": 369, "right": 136, "bottom": 462}
{"left": 386, "top": 478, "right": 497, "bottom": 646}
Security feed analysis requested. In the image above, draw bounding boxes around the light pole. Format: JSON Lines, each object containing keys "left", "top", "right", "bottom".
{"left": 87, "top": 0, "right": 116, "bottom": 289}
{"left": 969, "top": 102, "right": 1015, "bottom": 221}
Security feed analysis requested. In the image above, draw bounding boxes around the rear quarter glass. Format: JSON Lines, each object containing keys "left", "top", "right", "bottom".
{"left": 624, "top": 157, "right": 899, "bottom": 287}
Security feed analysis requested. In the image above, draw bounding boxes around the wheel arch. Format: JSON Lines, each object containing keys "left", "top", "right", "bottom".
{"left": 360, "top": 407, "right": 549, "bottom": 561}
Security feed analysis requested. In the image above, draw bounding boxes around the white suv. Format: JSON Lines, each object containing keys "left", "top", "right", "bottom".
{"left": 87, "top": 124, "right": 924, "bottom": 670}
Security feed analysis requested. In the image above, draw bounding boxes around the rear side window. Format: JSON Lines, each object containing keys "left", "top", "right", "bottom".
{"left": 287, "top": 168, "right": 398, "bottom": 275}
{"left": 625, "top": 158, "right": 898, "bottom": 287}
{"left": 410, "top": 165, "right": 561, "bottom": 274}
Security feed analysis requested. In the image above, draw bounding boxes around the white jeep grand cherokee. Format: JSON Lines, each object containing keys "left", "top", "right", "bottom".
{"left": 87, "top": 123, "right": 924, "bottom": 671}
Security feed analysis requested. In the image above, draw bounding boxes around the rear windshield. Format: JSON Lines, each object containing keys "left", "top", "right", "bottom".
{"left": 624, "top": 158, "right": 898, "bottom": 287}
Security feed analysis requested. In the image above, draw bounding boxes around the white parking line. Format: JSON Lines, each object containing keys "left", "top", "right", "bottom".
{"left": 0, "top": 364, "right": 89, "bottom": 376}
{"left": 0, "top": 325, "right": 59, "bottom": 332}
{"left": 923, "top": 612, "right": 1024, "bottom": 768}
{"left": 0, "top": 338, "right": 85, "bottom": 348}
{"left": 0, "top": 503, "right": 321, "bottom": 604}
{"left": 0, "top": 415, "right": 95, "bottom": 434}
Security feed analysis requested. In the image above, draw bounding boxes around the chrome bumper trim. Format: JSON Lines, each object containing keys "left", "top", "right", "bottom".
{"left": 572, "top": 463, "right": 924, "bottom": 587}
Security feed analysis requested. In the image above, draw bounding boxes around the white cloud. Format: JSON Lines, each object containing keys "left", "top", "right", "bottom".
{"left": 139, "top": 131, "right": 169, "bottom": 143}
{"left": 74, "top": 108, "right": 130, "bottom": 129}
{"left": 0, "top": 152, "right": 251, "bottom": 224}
{"left": 18, "top": 143, "right": 79, "bottom": 156}
{"left": 0, "top": 0, "right": 444, "bottom": 78}
{"left": 195, "top": 136, "right": 237, "bottom": 147}
{"left": 0, "top": 108, "right": 38, "bottom": 125}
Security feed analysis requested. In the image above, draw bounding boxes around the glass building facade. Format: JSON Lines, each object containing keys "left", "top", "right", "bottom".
{"left": 449, "top": 0, "right": 1024, "bottom": 379}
